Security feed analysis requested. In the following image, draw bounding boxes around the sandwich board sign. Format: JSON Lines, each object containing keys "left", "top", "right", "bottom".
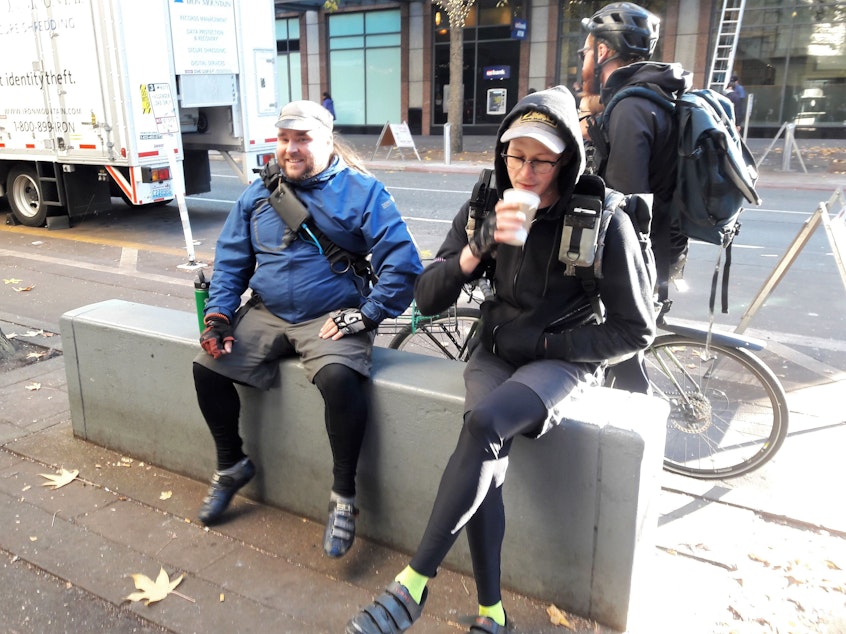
{"left": 372, "top": 121, "right": 421, "bottom": 161}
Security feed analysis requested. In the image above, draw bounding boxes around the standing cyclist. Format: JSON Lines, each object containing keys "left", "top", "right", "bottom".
{"left": 192, "top": 100, "right": 422, "bottom": 560}
{"left": 346, "top": 85, "right": 655, "bottom": 634}
{"left": 579, "top": 1, "right": 692, "bottom": 392}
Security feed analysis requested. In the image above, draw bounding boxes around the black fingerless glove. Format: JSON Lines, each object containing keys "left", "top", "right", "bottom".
{"left": 199, "top": 313, "right": 235, "bottom": 359}
{"left": 468, "top": 212, "right": 498, "bottom": 258}
{"left": 331, "top": 309, "right": 377, "bottom": 335}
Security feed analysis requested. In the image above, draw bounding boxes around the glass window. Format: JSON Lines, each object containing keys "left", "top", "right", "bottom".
{"left": 734, "top": 0, "right": 846, "bottom": 134}
{"left": 328, "top": 10, "right": 401, "bottom": 126}
{"left": 276, "top": 17, "right": 302, "bottom": 106}
{"left": 432, "top": 0, "right": 525, "bottom": 128}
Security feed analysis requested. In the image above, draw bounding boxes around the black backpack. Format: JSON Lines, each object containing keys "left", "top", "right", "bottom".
{"left": 591, "top": 85, "right": 762, "bottom": 313}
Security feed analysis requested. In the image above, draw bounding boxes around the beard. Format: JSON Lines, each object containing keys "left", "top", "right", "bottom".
{"left": 280, "top": 155, "right": 319, "bottom": 182}
{"left": 580, "top": 67, "right": 599, "bottom": 97}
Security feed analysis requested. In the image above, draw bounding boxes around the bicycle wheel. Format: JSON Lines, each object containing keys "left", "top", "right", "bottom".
{"left": 388, "top": 307, "right": 481, "bottom": 361}
{"left": 645, "top": 334, "right": 789, "bottom": 479}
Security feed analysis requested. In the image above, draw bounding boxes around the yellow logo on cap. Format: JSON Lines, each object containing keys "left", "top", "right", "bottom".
{"left": 519, "top": 111, "right": 556, "bottom": 128}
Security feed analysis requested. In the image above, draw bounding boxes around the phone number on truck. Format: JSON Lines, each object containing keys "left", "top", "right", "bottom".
{"left": 12, "top": 120, "right": 76, "bottom": 133}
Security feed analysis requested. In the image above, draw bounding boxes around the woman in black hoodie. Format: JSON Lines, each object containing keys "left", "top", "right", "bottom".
{"left": 346, "top": 86, "right": 655, "bottom": 634}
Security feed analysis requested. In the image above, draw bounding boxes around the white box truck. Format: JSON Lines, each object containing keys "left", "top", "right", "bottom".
{"left": 0, "top": 0, "right": 278, "bottom": 228}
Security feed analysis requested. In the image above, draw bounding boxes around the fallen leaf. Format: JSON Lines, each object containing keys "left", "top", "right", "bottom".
{"left": 159, "top": 491, "right": 172, "bottom": 501}
{"left": 546, "top": 604, "right": 573, "bottom": 629}
{"left": 13, "top": 285, "right": 36, "bottom": 292}
{"left": 125, "top": 567, "right": 185, "bottom": 605}
{"left": 25, "top": 382, "right": 42, "bottom": 391}
{"left": 3, "top": 278, "right": 23, "bottom": 284}
{"left": 29, "top": 536, "right": 37, "bottom": 542}
{"left": 40, "top": 468, "right": 79, "bottom": 489}
{"left": 23, "top": 329, "right": 45, "bottom": 337}
{"left": 219, "top": 593, "right": 225, "bottom": 602}
{"left": 26, "top": 351, "right": 47, "bottom": 360}
{"left": 826, "top": 560, "right": 842, "bottom": 571}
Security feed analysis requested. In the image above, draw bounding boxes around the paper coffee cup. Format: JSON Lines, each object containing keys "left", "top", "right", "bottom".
{"left": 502, "top": 188, "right": 540, "bottom": 246}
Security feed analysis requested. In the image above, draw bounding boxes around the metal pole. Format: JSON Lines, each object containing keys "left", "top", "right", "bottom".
{"left": 782, "top": 123, "right": 795, "bottom": 172}
{"left": 443, "top": 122, "right": 451, "bottom": 165}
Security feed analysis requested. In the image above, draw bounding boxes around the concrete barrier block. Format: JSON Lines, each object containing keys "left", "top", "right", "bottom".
{"left": 61, "top": 299, "right": 668, "bottom": 631}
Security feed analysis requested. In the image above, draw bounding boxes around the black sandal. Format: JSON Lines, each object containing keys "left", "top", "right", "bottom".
{"left": 469, "top": 614, "right": 508, "bottom": 633}
{"left": 346, "top": 581, "right": 428, "bottom": 634}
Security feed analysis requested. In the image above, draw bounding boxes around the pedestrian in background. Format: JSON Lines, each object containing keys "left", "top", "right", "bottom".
{"left": 322, "top": 92, "right": 336, "bottom": 120}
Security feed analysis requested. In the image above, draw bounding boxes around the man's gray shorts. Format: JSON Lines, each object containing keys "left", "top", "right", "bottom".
{"left": 194, "top": 299, "right": 374, "bottom": 390}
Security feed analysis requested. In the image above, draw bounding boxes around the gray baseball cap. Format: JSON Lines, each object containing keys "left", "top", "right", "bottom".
{"left": 275, "top": 100, "right": 334, "bottom": 132}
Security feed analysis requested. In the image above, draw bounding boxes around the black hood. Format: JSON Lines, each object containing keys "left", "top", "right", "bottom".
{"left": 494, "top": 85, "right": 585, "bottom": 205}
{"left": 601, "top": 61, "right": 692, "bottom": 104}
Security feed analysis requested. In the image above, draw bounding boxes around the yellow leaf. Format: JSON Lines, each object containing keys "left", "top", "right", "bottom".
{"left": 219, "top": 593, "right": 225, "bottom": 602}
{"left": 13, "top": 285, "right": 36, "bottom": 292}
{"left": 40, "top": 468, "right": 79, "bottom": 489}
{"left": 159, "top": 491, "right": 172, "bottom": 501}
{"left": 25, "top": 382, "right": 42, "bottom": 391}
{"left": 27, "top": 351, "right": 47, "bottom": 360}
{"left": 546, "top": 604, "right": 573, "bottom": 629}
{"left": 3, "top": 278, "right": 23, "bottom": 284}
{"left": 826, "top": 560, "right": 842, "bottom": 570}
{"left": 125, "top": 567, "right": 185, "bottom": 605}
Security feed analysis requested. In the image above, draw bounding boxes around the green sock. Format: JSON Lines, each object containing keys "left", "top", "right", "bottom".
{"left": 479, "top": 601, "right": 506, "bottom": 626}
{"left": 395, "top": 566, "right": 429, "bottom": 604}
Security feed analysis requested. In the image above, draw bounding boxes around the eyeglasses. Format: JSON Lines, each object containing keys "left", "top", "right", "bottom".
{"left": 501, "top": 153, "right": 561, "bottom": 175}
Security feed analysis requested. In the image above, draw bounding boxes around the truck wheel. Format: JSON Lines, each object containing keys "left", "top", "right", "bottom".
{"left": 7, "top": 166, "right": 48, "bottom": 227}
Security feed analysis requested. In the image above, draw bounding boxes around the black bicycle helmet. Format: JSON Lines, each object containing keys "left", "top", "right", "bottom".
{"left": 582, "top": 2, "right": 660, "bottom": 61}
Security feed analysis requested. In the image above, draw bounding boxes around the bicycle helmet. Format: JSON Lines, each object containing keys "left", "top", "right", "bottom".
{"left": 582, "top": 2, "right": 660, "bottom": 61}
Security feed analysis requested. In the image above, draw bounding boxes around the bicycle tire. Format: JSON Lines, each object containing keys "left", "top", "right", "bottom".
{"left": 388, "top": 307, "right": 482, "bottom": 362}
{"left": 645, "top": 334, "right": 789, "bottom": 479}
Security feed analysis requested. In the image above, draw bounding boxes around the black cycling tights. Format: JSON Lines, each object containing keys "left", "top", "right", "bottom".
{"left": 313, "top": 363, "right": 368, "bottom": 498}
{"left": 193, "top": 362, "right": 367, "bottom": 498}
{"left": 410, "top": 381, "right": 546, "bottom": 606}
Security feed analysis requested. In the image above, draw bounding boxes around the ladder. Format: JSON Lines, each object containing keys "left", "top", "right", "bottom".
{"left": 707, "top": 0, "right": 747, "bottom": 91}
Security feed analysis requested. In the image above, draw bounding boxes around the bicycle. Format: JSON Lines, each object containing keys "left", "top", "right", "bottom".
{"left": 381, "top": 294, "right": 789, "bottom": 480}
{"left": 378, "top": 278, "right": 492, "bottom": 361}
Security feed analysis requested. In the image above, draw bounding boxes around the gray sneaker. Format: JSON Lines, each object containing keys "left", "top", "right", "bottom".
{"left": 197, "top": 457, "right": 255, "bottom": 525}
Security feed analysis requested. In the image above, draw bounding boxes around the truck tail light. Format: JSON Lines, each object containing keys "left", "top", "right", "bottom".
{"left": 141, "top": 166, "right": 171, "bottom": 183}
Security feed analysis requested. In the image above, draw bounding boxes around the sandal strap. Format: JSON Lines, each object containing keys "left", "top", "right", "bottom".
{"left": 350, "top": 581, "right": 427, "bottom": 634}
{"left": 469, "top": 615, "right": 508, "bottom": 633}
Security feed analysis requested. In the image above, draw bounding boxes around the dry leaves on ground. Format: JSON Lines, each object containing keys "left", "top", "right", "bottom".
{"left": 40, "top": 468, "right": 79, "bottom": 489}
{"left": 125, "top": 567, "right": 190, "bottom": 606}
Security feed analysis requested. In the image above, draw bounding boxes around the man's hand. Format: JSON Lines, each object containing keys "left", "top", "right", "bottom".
{"left": 200, "top": 314, "right": 235, "bottom": 359}
{"left": 468, "top": 211, "right": 498, "bottom": 258}
{"left": 320, "top": 309, "right": 376, "bottom": 340}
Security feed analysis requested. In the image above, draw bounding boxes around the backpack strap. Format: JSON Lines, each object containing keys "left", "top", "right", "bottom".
{"left": 587, "top": 85, "right": 675, "bottom": 181}
{"left": 601, "top": 85, "right": 675, "bottom": 126}
{"left": 559, "top": 174, "right": 612, "bottom": 322}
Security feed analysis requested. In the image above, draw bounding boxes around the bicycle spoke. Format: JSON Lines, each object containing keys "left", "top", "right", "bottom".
{"left": 646, "top": 336, "right": 788, "bottom": 479}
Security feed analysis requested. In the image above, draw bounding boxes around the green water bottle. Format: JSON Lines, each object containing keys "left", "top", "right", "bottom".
{"left": 194, "top": 270, "right": 210, "bottom": 333}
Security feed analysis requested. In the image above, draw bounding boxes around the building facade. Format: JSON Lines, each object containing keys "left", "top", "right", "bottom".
{"left": 275, "top": 0, "right": 846, "bottom": 138}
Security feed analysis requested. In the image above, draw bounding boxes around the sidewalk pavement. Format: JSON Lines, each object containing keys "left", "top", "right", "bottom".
{"left": 2, "top": 140, "right": 846, "bottom": 633}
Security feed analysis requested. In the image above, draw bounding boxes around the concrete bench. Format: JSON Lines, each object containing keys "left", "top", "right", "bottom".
{"left": 61, "top": 299, "right": 668, "bottom": 631}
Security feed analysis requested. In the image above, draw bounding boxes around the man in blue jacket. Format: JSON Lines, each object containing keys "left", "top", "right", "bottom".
{"left": 193, "top": 100, "right": 422, "bottom": 559}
